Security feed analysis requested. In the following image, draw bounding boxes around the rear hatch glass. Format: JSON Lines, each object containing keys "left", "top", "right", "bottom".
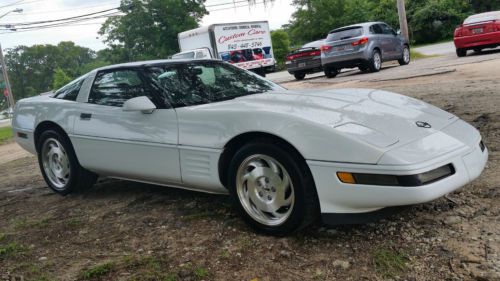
{"left": 327, "top": 27, "right": 363, "bottom": 42}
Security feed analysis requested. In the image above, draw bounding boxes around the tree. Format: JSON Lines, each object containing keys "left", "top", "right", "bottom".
{"left": 99, "top": 0, "right": 207, "bottom": 63}
{"left": 5, "top": 42, "right": 97, "bottom": 99}
{"left": 271, "top": 29, "right": 291, "bottom": 68}
{"left": 52, "top": 68, "right": 72, "bottom": 90}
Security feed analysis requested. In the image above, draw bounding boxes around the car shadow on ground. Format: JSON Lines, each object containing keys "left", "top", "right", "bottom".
{"left": 468, "top": 47, "right": 500, "bottom": 57}
{"left": 67, "top": 177, "right": 456, "bottom": 238}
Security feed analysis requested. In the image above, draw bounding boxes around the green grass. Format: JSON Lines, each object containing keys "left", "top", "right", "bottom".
{"left": 193, "top": 266, "right": 209, "bottom": 280}
{"left": 0, "top": 242, "right": 24, "bottom": 259}
{"left": 0, "top": 126, "right": 13, "bottom": 143}
{"left": 373, "top": 248, "right": 409, "bottom": 278}
{"left": 410, "top": 50, "right": 439, "bottom": 60}
{"left": 79, "top": 262, "right": 115, "bottom": 280}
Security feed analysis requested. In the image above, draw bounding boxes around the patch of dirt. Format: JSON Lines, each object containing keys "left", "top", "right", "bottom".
{"left": 0, "top": 54, "right": 499, "bottom": 281}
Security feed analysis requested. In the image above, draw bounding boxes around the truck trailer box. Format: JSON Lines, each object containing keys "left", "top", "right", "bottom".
{"left": 178, "top": 21, "right": 276, "bottom": 73}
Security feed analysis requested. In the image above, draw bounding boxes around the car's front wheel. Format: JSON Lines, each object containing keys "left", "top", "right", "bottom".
{"left": 37, "top": 130, "right": 97, "bottom": 195}
{"left": 227, "top": 141, "right": 319, "bottom": 235}
{"left": 398, "top": 45, "right": 411, "bottom": 65}
{"left": 368, "top": 50, "right": 382, "bottom": 72}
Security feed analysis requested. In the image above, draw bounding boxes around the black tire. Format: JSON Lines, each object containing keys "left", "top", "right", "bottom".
{"left": 368, "top": 49, "right": 382, "bottom": 72}
{"left": 324, "top": 66, "right": 339, "bottom": 78}
{"left": 294, "top": 72, "right": 306, "bottom": 80}
{"left": 227, "top": 140, "right": 320, "bottom": 236}
{"left": 358, "top": 65, "right": 369, "bottom": 72}
{"left": 398, "top": 45, "right": 411, "bottom": 66}
{"left": 37, "top": 129, "right": 97, "bottom": 195}
{"left": 456, "top": 48, "right": 467, "bottom": 57}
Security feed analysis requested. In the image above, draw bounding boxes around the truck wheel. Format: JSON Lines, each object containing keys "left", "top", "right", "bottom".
{"left": 294, "top": 72, "right": 306, "bottom": 80}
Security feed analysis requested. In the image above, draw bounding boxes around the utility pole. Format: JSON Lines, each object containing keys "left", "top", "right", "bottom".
{"left": 0, "top": 44, "right": 15, "bottom": 109}
{"left": 397, "top": 0, "right": 409, "bottom": 42}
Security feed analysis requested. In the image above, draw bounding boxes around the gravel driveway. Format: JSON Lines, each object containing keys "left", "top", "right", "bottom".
{"left": 0, "top": 50, "right": 499, "bottom": 281}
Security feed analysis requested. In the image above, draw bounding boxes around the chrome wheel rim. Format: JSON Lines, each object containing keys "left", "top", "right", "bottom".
{"left": 374, "top": 52, "right": 381, "bottom": 70}
{"left": 236, "top": 154, "right": 295, "bottom": 226}
{"left": 41, "top": 138, "right": 70, "bottom": 189}
{"left": 403, "top": 47, "right": 410, "bottom": 63}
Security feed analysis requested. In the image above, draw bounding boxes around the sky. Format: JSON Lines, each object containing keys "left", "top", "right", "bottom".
{"left": 0, "top": 0, "right": 295, "bottom": 51}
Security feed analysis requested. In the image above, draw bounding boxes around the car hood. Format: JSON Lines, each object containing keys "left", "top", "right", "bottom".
{"left": 200, "top": 88, "right": 456, "bottom": 149}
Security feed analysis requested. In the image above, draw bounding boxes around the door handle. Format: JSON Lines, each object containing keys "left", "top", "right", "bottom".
{"left": 80, "top": 113, "right": 92, "bottom": 120}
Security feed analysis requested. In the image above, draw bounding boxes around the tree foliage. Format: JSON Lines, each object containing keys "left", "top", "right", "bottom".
{"left": 99, "top": 0, "right": 207, "bottom": 63}
{"left": 52, "top": 68, "right": 72, "bottom": 90}
{"left": 271, "top": 29, "right": 291, "bottom": 68}
{"left": 5, "top": 42, "right": 96, "bottom": 99}
{"left": 286, "top": 0, "right": 490, "bottom": 45}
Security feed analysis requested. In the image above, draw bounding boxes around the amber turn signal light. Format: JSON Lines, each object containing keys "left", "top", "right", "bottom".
{"left": 337, "top": 172, "right": 356, "bottom": 184}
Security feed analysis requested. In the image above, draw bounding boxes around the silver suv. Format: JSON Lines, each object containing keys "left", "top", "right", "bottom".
{"left": 320, "top": 22, "right": 410, "bottom": 78}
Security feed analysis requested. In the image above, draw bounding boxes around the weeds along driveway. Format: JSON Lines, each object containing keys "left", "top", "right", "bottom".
{"left": 0, "top": 51, "right": 499, "bottom": 280}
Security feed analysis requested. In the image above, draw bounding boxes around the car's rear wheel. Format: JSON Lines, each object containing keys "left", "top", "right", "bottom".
{"left": 368, "top": 49, "right": 382, "bottom": 72}
{"left": 227, "top": 141, "right": 319, "bottom": 235}
{"left": 324, "top": 66, "right": 338, "bottom": 78}
{"left": 456, "top": 48, "right": 467, "bottom": 57}
{"left": 37, "top": 130, "right": 97, "bottom": 195}
{"left": 398, "top": 45, "right": 411, "bottom": 65}
{"left": 294, "top": 72, "right": 306, "bottom": 80}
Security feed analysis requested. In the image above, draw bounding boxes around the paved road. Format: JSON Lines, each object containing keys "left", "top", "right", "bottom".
{"left": 268, "top": 48, "right": 500, "bottom": 84}
{"left": 414, "top": 41, "right": 455, "bottom": 56}
{"left": 0, "top": 119, "right": 10, "bottom": 128}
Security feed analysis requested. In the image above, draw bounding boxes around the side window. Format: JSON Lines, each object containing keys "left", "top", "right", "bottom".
{"left": 380, "top": 24, "right": 396, "bottom": 35}
{"left": 88, "top": 69, "right": 148, "bottom": 107}
{"left": 370, "top": 24, "right": 384, "bottom": 35}
{"left": 54, "top": 77, "right": 86, "bottom": 101}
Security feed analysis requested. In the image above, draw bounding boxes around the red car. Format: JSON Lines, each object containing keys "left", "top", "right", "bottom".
{"left": 454, "top": 11, "right": 500, "bottom": 57}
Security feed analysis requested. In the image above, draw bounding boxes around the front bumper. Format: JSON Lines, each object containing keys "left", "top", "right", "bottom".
{"left": 308, "top": 122, "right": 488, "bottom": 217}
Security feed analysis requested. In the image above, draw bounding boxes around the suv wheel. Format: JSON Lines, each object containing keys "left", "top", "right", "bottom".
{"left": 368, "top": 50, "right": 382, "bottom": 72}
{"left": 398, "top": 45, "right": 410, "bottom": 65}
{"left": 324, "top": 66, "right": 338, "bottom": 78}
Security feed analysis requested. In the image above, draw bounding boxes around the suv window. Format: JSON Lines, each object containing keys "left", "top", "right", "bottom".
{"left": 380, "top": 24, "right": 396, "bottom": 35}
{"left": 88, "top": 69, "right": 151, "bottom": 107}
{"left": 53, "top": 76, "right": 86, "bottom": 101}
{"left": 370, "top": 24, "right": 384, "bottom": 35}
{"left": 327, "top": 27, "right": 363, "bottom": 41}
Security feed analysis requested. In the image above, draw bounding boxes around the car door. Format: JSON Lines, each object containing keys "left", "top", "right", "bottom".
{"left": 380, "top": 23, "right": 400, "bottom": 59}
{"left": 372, "top": 24, "right": 392, "bottom": 59}
{"left": 71, "top": 67, "right": 181, "bottom": 184}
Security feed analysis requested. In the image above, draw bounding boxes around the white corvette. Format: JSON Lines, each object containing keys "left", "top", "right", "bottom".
{"left": 12, "top": 59, "right": 488, "bottom": 235}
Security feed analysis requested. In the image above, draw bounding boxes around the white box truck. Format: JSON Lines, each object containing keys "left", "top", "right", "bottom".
{"left": 177, "top": 21, "right": 276, "bottom": 76}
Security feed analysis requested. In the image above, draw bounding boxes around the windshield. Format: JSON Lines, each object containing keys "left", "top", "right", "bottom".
{"left": 144, "top": 61, "right": 284, "bottom": 107}
{"left": 327, "top": 27, "right": 363, "bottom": 41}
{"left": 171, "top": 52, "right": 195, "bottom": 59}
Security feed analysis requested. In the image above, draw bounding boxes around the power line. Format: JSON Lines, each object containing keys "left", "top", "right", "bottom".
{"left": 0, "top": 12, "right": 121, "bottom": 31}
{"left": 0, "top": 22, "right": 106, "bottom": 34}
{"left": 0, "top": 0, "right": 43, "bottom": 9}
{"left": 0, "top": 6, "right": 120, "bottom": 26}
{"left": 7, "top": 1, "right": 121, "bottom": 16}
